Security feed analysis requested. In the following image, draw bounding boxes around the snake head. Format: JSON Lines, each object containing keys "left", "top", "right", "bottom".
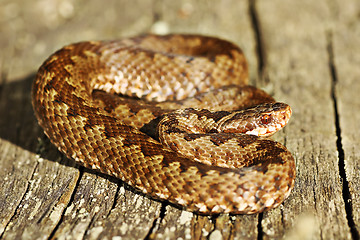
{"left": 219, "top": 102, "right": 292, "bottom": 137}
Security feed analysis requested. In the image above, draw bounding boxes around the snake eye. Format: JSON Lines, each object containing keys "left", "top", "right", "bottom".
{"left": 261, "top": 114, "right": 272, "bottom": 125}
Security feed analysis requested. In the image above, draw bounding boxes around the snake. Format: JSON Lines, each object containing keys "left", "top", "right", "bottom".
{"left": 32, "top": 34, "right": 295, "bottom": 214}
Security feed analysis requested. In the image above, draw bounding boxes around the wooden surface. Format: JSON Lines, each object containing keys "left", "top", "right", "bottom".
{"left": 0, "top": 0, "right": 359, "bottom": 239}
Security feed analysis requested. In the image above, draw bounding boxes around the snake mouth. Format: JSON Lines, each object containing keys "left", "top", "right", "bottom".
{"left": 245, "top": 123, "right": 285, "bottom": 136}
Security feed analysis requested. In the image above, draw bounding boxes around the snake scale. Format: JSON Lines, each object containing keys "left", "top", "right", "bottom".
{"left": 32, "top": 34, "right": 295, "bottom": 214}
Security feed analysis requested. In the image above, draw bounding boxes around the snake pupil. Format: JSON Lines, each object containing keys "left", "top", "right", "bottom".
{"left": 261, "top": 114, "right": 272, "bottom": 125}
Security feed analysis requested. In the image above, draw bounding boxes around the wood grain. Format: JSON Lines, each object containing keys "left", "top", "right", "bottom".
{"left": 332, "top": 0, "right": 360, "bottom": 238}
{"left": 0, "top": 0, "right": 358, "bottom": 239}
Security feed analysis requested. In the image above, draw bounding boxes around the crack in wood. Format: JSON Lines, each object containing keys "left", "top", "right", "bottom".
{"left": 48, "top": 166, "right": 83, "bottom": 239}
{"left": 206, "top": 215, "right": 219, "bottom": 239}
{"left": 144, "top": 203, "right": 167, "bottom": 240}
{"left": 107, "top": 182, "right": 124, "bottom": 217}
{"left": 257, "top": 212, "right": 263, "bottom": 240}
{"left": 249, "top": 1, "right": 265, "bottom": 239}
{"left": 327, "top": 31, "right": 360, "bottom": 240}
{"left": 152, "top": 0, "right": 164, "bottom": 23}
{"left": 249, "top": 0, "right": 265, "bottom": 77}
{"left": 0, "top": 163, "right": 38, "bottom": 238}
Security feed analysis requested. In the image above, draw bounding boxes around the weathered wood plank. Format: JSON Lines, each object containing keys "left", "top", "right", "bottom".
{"left": 257, "top": 0, "right": 352, "bottom": 239}
{"left": 332, "top": 0, "right": 360, "bottom": 238}
{"left": 52, "top": 180, "right": 161, "bottom": 240}
{"left": 0, "top": 77, "right": 37, "bottom": 236}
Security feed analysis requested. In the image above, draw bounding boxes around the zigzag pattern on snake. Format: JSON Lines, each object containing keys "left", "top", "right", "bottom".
{"left": 32, "top": 34, "right": 295, "bottom": 214}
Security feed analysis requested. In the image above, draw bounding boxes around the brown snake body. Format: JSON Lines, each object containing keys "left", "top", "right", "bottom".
{"left": 32, "top": 34, "right": 295, "bottom": 214}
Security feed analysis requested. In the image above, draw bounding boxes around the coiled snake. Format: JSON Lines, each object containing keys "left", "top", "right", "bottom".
{"left": 32, "top": 34, "right": 295, "bottom": 214}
